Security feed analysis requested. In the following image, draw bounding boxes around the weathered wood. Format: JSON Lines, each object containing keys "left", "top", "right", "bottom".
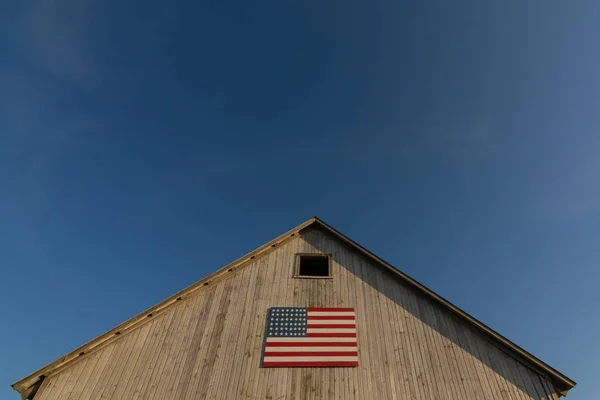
{"left": 26, "top": 227, "right": 568, "bottom": 400}
{"left": 95, "top": 327, "right": 142, "bottom": 399}
{"left": 112, "top": 321, "right": 153, "bottom": 399}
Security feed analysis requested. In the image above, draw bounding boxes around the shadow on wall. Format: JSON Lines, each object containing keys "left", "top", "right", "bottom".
{"left": 302, "top": 228, "right": 560, "bottom": 400}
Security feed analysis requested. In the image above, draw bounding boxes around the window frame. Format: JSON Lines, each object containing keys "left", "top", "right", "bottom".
{"left": 294, "top": 253, "right": 332, "bottom": 279}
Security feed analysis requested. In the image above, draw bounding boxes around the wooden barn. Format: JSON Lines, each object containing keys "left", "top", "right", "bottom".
{"left": 12, "top": 217, "right": 575, "bottom": 399}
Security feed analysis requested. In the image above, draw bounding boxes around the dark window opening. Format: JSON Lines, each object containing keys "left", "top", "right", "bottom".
{"left": 297, "top": 255, "right": 330, "bottom": 277}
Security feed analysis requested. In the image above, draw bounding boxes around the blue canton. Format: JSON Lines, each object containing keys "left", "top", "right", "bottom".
{"left": 267, "top": 307, "right": 308, "bottom": 337}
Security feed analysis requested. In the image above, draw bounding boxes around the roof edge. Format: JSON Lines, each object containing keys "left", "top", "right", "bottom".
{"left": 310, "top": 217, "right": 576, "bottom": 393}
{"left": 13, "top": 216, "right": 575, "bottom": 395}
{"left": 11, "top": 217, "right": 317, "bottom": 395}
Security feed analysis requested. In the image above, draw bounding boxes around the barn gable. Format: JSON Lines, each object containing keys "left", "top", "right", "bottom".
{"left": 12, "top": 217, "right": 575, "bottom": 399}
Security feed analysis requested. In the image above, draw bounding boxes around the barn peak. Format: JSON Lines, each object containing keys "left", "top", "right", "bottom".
{"left": 12, "top": 216, "right": 575, "bottom": 399}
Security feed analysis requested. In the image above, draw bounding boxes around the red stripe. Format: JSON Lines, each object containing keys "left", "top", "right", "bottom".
{"left": 307, "top": 333, "right": 357, "bottom": 338}
{"left": 307, "top": 324, "right": 356, "bottom": 329}
{"left": 264, "top": 351, "right": 358, "bottom": 357}
{"left": 307, "top": 308, "right": 354, "bottom": 312}
{"left": 308, "top": 315, "right": 355, "bottom": 320}
{"left": 263, "top": 361, "right": 358, "bottom": 367}
{"left": 266, "top": 342, "right": 357, "bottom": 347}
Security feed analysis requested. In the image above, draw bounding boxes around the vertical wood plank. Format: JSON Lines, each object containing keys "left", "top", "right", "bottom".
{"left": 65, "top": 350, "right": 102, "bottom": 400}
{"left": 172, "top": 289, "right": 217, "bottom": 399}
{"left": 223, "top": 264, "right": 260, "bottom": 399}
{"left": 111, "top": 321, "right": 154, "bottom": 399}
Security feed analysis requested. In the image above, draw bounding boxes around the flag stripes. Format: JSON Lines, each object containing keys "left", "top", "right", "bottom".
{"left": 263, "top": 307, "right": 358, "bottom": 367}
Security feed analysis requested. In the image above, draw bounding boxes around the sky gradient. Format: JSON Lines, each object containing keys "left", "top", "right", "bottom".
{"left": 1, "top": 0, "right": 599, "bottom": 398}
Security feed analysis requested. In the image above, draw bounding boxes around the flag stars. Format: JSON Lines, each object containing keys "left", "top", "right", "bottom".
{"left": 267, "top": 307, "right": 309, "bottom": 337}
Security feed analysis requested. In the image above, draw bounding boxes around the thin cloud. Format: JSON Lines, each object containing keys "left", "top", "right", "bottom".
{"left": 16, "top": 0, "right": 100, "bottom": 81}
{"left": 534, "top": 138, "right": 600, "bottom": 221}
{"left": 335, "top": 114, "right": 499, "bottom": 167}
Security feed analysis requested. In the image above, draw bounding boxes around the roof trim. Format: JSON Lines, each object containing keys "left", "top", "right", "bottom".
{"left": 12, "top": 216, "right": 575, "bottom": 396}
{"left": 11, "top": 218, "right": 315, "bottom": 396}
{"left": 310, "top": 216, "right": 576, "bottom": 393}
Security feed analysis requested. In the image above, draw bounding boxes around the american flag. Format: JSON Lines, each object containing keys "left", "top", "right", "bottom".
{"left": 262, "top": 307, "right": 358, "bottom": 367}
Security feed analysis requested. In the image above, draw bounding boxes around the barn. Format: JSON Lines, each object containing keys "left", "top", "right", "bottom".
{"left": 12, "top": 217, "right": 575, "bottom": 399}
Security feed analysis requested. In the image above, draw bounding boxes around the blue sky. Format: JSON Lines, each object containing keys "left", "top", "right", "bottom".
{"left": 1, "top": 0, "right": 598, "bottom": 398}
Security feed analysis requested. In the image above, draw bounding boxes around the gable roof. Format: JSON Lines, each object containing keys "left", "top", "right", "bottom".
{"left": 12, "top": 217, "right": 576, "bottom": 398}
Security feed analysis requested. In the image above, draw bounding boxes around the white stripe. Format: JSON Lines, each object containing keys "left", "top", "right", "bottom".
{"left": 308, "top": 311, "right": 355, "bottom": 317}
{"left": 307, "top": 328, "right": 357, "bottom": 334}
{"left": 264, "top": 356, "right": 358, "bottom": 362}
{"left": 306, "top": 320, "right": 356, "bottom": 325}
{"left": 265, "top": 347, "right": 357, "bottom": 352}
{"left": 266, "top": 337, "right": 356, "bottom": 343}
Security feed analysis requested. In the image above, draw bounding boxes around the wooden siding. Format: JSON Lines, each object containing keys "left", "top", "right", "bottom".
{"left": 32, "top": 227, "right": 561, "bottom": 400}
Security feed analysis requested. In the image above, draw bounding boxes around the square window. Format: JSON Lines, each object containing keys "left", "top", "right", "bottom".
{"left": 295, "top": 254, "right": 331, "bottom": 278}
